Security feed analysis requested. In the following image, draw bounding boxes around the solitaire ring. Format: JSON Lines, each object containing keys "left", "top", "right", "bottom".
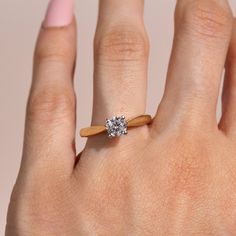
{"left": 80, "top": 114, "right": 152, "bottom": 138}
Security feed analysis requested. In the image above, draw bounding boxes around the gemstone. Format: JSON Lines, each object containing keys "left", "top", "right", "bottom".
{"left": 105, "top": 115, "right": 128, "bottom": 138}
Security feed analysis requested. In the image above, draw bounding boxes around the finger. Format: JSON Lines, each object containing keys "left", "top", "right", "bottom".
{"left": 91, "top": 0, "right": 149, "bottom": 125}
{"left": 22, "top": 0, "right": 76, "bottom": 173}
{"left": 152, "top": 0, "right": 233, "bottom": 134}
{"left": 219, "top": 19, "right": 236, "bottom": 136}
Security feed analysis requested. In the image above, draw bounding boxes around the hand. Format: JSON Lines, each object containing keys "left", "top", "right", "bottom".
{"left": 6, "top": 0, "right": 236, "bottom": 235}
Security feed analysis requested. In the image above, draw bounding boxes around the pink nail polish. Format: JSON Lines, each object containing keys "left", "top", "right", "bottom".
{"left": 44, "top": 0, "right": 74, "bottom": 27}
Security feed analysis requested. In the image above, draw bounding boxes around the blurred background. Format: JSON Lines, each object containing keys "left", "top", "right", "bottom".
{"left": 0, "top": 0, "right": 236, "bottom": 233}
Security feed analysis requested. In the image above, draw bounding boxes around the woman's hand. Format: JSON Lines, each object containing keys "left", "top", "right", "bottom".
{"left": 6, "top": 0, "right": 236, "bottom": 235}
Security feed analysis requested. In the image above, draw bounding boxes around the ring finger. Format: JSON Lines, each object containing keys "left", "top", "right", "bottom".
{"left": 75, "top": 0, "right": 150, "bottom": 171}
{"left": 91, "top": 0, "right": 149, "bottom": 126}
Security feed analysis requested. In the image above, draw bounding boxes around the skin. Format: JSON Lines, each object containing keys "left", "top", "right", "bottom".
{"left": 5, "top": 0, "right": 236, "bottom": 235}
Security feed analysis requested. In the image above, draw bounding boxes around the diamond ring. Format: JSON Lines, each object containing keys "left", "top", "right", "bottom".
{"left": 80, "top": 114, "right": 152, "bottom": 138}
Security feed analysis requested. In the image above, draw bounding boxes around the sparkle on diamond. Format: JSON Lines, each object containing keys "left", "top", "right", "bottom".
{"left": 105, "top": 115, "right": 128, "bottom": 138}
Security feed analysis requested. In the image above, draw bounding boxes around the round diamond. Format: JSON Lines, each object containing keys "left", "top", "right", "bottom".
{"left": 105, "top": 115, "right": 128, "bottom": 138}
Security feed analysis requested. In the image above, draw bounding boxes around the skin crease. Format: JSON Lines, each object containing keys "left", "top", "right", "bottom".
{"left": 5, "top": 0, "right": 236, "bottom": 235}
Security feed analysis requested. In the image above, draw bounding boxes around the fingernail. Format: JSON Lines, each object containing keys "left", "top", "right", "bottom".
{"left": 43, "top": 0, "right": 74, "bottom": 27}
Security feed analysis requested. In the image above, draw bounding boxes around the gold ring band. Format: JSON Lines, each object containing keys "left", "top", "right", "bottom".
{"left": 80, "top": 114, "right": 152, "bottom": 138}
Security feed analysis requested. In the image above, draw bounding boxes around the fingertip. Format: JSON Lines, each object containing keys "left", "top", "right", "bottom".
{"left": 35, "top": 17, "right": 77, "bottom": 71}
{"left": 43, "top": 0, "right": 74, "bottom": 28}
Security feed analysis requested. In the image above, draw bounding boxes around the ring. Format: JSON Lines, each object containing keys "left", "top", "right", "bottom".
{"left": 80, "top": 114, "right": 152, "bottom": 138}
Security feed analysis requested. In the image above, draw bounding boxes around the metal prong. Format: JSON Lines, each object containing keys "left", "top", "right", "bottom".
{"left": 108, "top": 133, "right": 115, "bottom": 138}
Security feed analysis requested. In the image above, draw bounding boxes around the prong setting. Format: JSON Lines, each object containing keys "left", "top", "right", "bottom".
{"left": 105, "top": 115, "right": 128, "bottom": 138}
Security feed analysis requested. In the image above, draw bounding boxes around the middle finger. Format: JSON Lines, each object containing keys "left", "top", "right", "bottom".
{"left": 152, "top": 0, "right": 233, "bottom": 134}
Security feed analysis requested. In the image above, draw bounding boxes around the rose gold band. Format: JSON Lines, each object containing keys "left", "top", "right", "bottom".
{"left": 80, "top": 114, "right": 152, "bottom": 138}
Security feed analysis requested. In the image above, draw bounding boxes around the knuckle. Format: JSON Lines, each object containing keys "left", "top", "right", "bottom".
{"left": 94, "top": 25, "right": 149, "bottom": 63}
{"left": 35, "top": 39, "right": 73, "bottom": 65}
{"left": 177, "top": 0, "right": 233, "bottom": 40}
{"left": 27, "top": 87, "right": 75, "bottom": 123}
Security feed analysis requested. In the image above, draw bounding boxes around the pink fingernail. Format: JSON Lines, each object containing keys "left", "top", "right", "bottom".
{"left": 44, "top": 0, "right": 74, "bottom": 27}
